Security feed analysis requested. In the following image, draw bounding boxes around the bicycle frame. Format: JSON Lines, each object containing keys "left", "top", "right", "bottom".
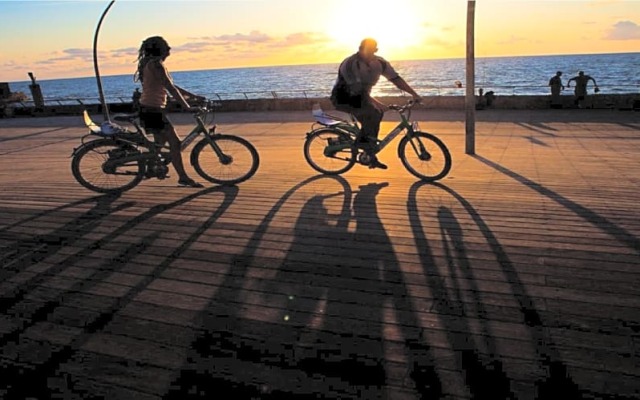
{"left": 80, "top": 107, "right": 227, "bottom": 168}
{"left": 177, "top": 113, "right": 211, "bottom": 151}
{"left": 319, "top": 102, "right": 421, "bottom": 154}
{"left": 376, "top": 112, "right": 417, "bottom": 152}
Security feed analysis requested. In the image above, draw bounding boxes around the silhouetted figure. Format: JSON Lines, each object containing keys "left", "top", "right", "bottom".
{"left": 331, "top": 38, "right": 422, "bottom": 170}
{"left": 134, "top": 36, "right": 205, "bottom": 187}
{"left": 476, "top": 88, "right": 496, "bottom": 109}
{"left": 131, "top": 88, "right": 141, "bottom": 111}
{"left": 548, "top": 71, "right": 564, "bottom": 108}
{"left": 567, "top": 71, "right": 599, "bottom": 108}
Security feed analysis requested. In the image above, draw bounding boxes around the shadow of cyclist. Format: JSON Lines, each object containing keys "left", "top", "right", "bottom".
{"left": 0, "top": 193, "right": 129, "bottom": 311}
{"left": 408, "top": 180, "right": 581, "bottom": 399}
{"left": 0, "top": 186, "right": 239, "bottom": 399}
{"left": 164, "top": 177, "right": 442, "bottom": 399}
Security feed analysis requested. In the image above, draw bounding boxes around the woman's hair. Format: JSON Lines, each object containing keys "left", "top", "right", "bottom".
{"left": 134, "top": 36, "right": 170, "bottom": 82}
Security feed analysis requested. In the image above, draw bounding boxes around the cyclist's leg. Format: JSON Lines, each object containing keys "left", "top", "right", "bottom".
{"left": 140, "top": 108, "right": 202, "bottom": 186}
{"left": 356, "top": 99, "right": 383, "bottom": 143}
{"left": 352, "top": 99, "right": 386, "bottom": 169}
{"left": 162, "top": 118, "right": 202, "bottom": 186}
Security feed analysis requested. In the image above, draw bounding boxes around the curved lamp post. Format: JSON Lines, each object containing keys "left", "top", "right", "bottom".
{"left": 93, "top": 0, "right": 116, "bottom": 121}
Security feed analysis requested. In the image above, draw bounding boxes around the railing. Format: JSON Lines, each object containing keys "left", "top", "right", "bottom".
{"left": 4, "top": 84, "right": 639, "bottom": 108}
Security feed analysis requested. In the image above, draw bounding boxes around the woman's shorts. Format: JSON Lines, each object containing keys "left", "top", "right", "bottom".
{"left": 139, "top": 107, "right": 171, "bottom": 132}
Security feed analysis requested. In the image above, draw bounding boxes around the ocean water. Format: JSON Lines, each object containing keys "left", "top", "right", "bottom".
{"left": 6, "top": 52, "right": 640, "bottom": 105}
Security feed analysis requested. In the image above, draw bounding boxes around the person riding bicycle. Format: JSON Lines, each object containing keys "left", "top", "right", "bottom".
{"left": 331, "top": 38, "right": 422, "bottom": 170}
{"left": 134, "top": 36, "right": 205, "bottom": 187}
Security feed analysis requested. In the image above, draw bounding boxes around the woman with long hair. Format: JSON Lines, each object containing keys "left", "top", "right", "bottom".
{"left": 135, "top": 36, "right": 205, "bottom": 187}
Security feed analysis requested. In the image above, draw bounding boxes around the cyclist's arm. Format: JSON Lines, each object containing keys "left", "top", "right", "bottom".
{"left": 370, "top": 96, "right": 386, "bottom": 110}
{"left": 390, "top": 76, "right": 421, "bottom": 100}
{"left": 175, "top": 85, "right": 205, "bottom": 102}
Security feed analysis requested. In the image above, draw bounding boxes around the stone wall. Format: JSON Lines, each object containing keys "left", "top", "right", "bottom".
{"left": 2, "top": 94, "right": 639, "bottom": 118}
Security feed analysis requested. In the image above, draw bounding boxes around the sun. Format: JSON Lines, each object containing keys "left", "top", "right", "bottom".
{"left": 325, "top": 0, "right": 424, "bottom": 58}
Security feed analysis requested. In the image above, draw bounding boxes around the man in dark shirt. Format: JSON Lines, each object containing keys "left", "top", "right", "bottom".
{"left": 567, "top": 71, "right": 599, "bottom": 108}
{"left": 548, "top": 71, "right": 564, "bottom": 107}
{"left": 331, "top": 38, "right": 421, "bottom": 169}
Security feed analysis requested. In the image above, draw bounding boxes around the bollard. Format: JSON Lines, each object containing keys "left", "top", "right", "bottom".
{"left": 28, "top": 72, "right": 45, "bottom": 109}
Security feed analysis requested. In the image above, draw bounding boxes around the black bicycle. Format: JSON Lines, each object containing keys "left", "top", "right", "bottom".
{"left": 303, "top": 100, "right": 451, "bottom": 181}
{"left": 71, "top": 101, "right": 259, "bottom": 193}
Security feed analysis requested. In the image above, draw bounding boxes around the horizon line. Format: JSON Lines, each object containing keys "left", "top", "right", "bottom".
{"left": 5, "top": 50, "right": 639, "bottom": 84}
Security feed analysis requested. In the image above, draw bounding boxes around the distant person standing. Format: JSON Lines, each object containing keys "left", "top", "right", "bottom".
{"left": 567, "top": 71, "right": 599, "bottom": 108}
{"left": 548, "top": 71, "right": 564, "bottom": 108}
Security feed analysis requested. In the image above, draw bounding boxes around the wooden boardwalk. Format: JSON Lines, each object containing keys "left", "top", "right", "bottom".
{"left": 0, "top": 108, "right": 639, "bottom": 399}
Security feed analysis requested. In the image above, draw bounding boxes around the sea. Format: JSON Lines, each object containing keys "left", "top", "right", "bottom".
{"left": 6, "top": 52, "right": 640, "bottom": 105}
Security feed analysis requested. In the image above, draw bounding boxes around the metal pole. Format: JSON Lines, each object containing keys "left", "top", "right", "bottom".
{"left": 465, "top": 0, "right": 476, "bottom": 155}
{"left": 93, "top": 0, "right": 116, "bottom": 121}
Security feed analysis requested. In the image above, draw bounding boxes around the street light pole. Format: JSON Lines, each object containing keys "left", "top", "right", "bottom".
{"left": 465, "top": 0, "right": 476, "bottom": 155}
{"left": 93, "top": 0, "right": 116, "bottom": 122}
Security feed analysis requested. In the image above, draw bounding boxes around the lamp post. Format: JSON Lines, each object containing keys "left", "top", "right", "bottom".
{"left": 94, "top": 0, "right": 116, "bottom": 121}
{"left": 465, "top": 0, "right": 476, "bottom": 155}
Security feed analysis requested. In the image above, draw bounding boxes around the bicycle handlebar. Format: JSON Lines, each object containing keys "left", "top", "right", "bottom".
{"left": 388, "top": 99, "right": 419, "bottom": 113}
{"left": 191, "top": 99, "right": 222, "bottom": 116}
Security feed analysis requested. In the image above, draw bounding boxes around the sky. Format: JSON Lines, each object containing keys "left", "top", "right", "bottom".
{"left": 1, "top": 0, "right": 639, "bottom": 82}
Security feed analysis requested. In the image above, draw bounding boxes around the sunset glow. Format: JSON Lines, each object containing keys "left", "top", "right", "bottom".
{"left": 325, "top": 0, "right": 425, "bottom": 59}
{"left": 0, "top": 0, "right": 639, "bottom": 81}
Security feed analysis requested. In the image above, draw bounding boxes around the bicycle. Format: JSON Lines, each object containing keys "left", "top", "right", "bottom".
{"left": 71, "top": 100, "right": 260, "bottom": 193}
{"left": 303, "top": 100, "right": 451, "bottom": 181}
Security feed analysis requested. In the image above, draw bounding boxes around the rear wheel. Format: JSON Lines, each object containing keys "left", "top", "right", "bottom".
{"left": 303, "top": 128, "right": 356, "bottom": 175}
{"left": 398, "top": 131, "right": 451, "bottom": 182}
{"left": 191, "top": 135, "right": 260, "bottom": 185}
{"left": 71, "top": 139, "right": 144, "bottom": 193}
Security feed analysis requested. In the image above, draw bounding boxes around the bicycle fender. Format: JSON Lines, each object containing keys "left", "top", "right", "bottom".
{"left": 397, "top": 132, "right": 418, "bottom": 159}
{"left": 70, "top": 138, "right": 102, "bottom": 158}
{"left": 189, "top": 136, "right": 215, "bottom": 166}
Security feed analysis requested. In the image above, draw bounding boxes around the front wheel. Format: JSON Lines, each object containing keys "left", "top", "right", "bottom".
{"left": 398, "top": 131, "right": 452, "bottom": 182}
{"left": 303, "top": 128, "right": 357, "bottom": 175}
{"left": 71, "top": 139, "right": 145, "bottom": 193}
{"left": 191, "top": 134, "right": 259, "bottom": 185}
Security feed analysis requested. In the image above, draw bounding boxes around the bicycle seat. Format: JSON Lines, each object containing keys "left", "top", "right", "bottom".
{"left": 112, "top": 113, "right": 139, "bottom": 123}
{"left": 312, "top": 105, "right": 352, "bottom": 127}
{"left": 82, "top": 110, "right": 132, "bottom": 136}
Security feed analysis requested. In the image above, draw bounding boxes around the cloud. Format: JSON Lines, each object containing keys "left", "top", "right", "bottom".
{"left": 175, "top": 30, "right": 331, "bottom": 53}
{"left": 174, "top": 30, "right": 273, "bottom": 53}
{"left": 271, "top": 32, "right": 331, "bottom": 48}
{"left": 215, "top": 30, "right": 272, "bottom": 44}
{"left": 173, "top": 41, "right": 214, "bottom": 53}
{"left": 21, "top": 29, "right": 334, "bottom": 78}
{"left": 35, "top": 48, "right": 93, "bottom": 65}
{"left": 605, "top": 20, "right": 640, "bottom": 40}
{"left": 62, "top": 48, "right": 92, "bottom": 56}
{"left": 110, "top": 47, "right": 138, "bottom": 58}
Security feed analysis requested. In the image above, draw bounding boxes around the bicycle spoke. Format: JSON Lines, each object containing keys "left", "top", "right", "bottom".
{"left": 304, "top": 129, "right": 356, "bottom": 175}
{"left": 71, "top": 140, "right": 144, "bottom": 193}
{"left": 399, "top": 132, "right": 451, "bottom": 182}
{"left": 192, "top": 135, "right": 259, "bottom": 185}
